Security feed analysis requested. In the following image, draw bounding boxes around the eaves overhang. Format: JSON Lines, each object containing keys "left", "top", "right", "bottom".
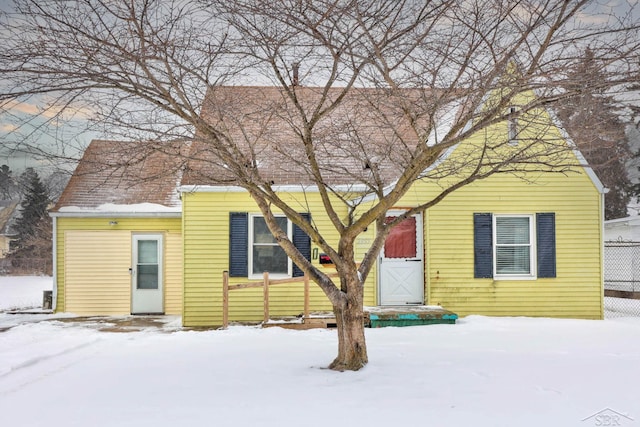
{"left": 50, "top": 211, "right": 182, "bottom": 218}
{"left": 179, "top": 184, "right": 371, "bottom": 193}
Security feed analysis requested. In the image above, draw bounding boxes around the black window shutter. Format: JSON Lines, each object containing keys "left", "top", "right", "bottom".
{"left": 229, "top": 212, "right": 248, "bottom": 277}
{"left": 292, "top": 213, "right": 311, "bottom": 277}
{"left": 474, "top": 213, "right": 493, "bottom": 278}
{"left": 536, "top": 213, "right": 556, "bottom": 278}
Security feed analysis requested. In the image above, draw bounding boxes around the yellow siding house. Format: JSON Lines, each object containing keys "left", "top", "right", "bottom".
{"left": 51, "top": 87, "right": 605, "bottom": 326}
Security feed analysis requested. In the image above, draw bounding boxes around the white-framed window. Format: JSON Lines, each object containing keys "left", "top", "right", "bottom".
{"left": 493, "top": 214, "right": 536, "bottom": 279}
{"left": 248, "top": 214, "right": 292, "bottom": 278}
{"left": 508, "top": 106, "right": 519, "bottom": 145}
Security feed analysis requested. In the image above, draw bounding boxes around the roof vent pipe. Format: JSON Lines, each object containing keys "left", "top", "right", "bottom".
{"left": 292, "top": 63, "right": 299, "bottom": 87}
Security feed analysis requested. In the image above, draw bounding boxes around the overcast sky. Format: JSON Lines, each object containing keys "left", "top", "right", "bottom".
{"left": 0, "top": 0, "right": 638, "bottom": 173}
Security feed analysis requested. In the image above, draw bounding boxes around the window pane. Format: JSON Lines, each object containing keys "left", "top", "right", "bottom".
{"left": 384, "top": 217, "right": 417, "bottom": 259}
{"left": 496, "top": 217, "right": 530, "bottom": 244}
{"left": 252, "top": 245, "right": 288, "bottom": 274}
{"left": 496, "top": 247, "right": 530, "bottom": 274}
{"left": 138, "top": 240, "right": 158, "bottom": 263}
{"left": 137, "top": 265, "right": 159, "bottom": 289}
{"left": 253, "top": 216, "right": 287, "bottom": 244}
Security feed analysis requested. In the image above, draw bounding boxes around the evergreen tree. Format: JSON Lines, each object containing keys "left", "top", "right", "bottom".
{"left": 0, "top": 164, "right": 17, "bottom": 199}
{"left": 555, "top": 49, "right": 633, "bottom": 220}
{"left": 17, "top": 167, "right": 38, "bottom": 194}
{"left": 13, "top": 170, "right": 50, "bottom": 245}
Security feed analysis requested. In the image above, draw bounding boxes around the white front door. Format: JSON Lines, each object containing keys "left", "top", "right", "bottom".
{"left": 131, "top": 234, "right": 164, "bottom": 314}
{"left": 379, "top": 212, "right": 424, "bottom": 305}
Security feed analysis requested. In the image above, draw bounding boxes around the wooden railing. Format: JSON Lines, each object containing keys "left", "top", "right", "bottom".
{"left": 221, "top": 270, "right": 337, "bottom": 329}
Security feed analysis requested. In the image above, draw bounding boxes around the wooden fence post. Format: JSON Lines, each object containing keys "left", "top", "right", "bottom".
{"left": 263, "top": 271, "right": 269, "bottom": 324}
{"left": 304, "top": 274, "right": 310, "bottom": 320}
{"left": 222, "top": 271, "right": 229, "bottom": 329}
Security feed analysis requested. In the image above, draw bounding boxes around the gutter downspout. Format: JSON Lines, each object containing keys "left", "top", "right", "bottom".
{"left": 600, "top": 189, "right": 608, "bottom": 320}
{"left": 51, "top": 215, "right": 57, "bottom": 311}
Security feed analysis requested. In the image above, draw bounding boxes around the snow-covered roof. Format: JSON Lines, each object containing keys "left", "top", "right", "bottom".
{"left": 51, "top": 140, "right": 188, "bottom": 216}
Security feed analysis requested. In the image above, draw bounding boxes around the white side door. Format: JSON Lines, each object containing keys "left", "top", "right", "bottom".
{"left": 379, "top": 212, "right": 424, "bottom": 305}
{"left": 131, "top": 234, "right": 164, "bottom": 314}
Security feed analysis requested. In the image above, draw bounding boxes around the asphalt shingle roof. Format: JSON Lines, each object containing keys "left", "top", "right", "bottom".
{"left": 52, "top": 140, "right": 188, "bottom": 212}
{"left": 54, "top": 86, "right": 457, "bottom": 212}
{"left": 182, "top": 86, "right": 446, "bottom": 187}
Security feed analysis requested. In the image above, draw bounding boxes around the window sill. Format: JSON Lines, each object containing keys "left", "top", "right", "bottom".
{"left": 494, "top": 274, "right": 537, "bottom": 281}
{"left": 248, "top": 273, "right": 291, "bottom": 280}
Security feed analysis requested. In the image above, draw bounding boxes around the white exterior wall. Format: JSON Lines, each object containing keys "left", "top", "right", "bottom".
{"left": 605, "top": 216, "right": 640, "bottom": 242}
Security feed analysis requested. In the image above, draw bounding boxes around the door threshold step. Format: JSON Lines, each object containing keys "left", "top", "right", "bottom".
{"left": 365, "top": 305, "right": 458, "bottom": 328}
{"left": 262, "top": 307, "right": 457, "bottom": 329}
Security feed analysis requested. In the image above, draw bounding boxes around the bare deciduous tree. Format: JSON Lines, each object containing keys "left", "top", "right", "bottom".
{"left": 0, "top": 0, "right": 638, "bottom": 370}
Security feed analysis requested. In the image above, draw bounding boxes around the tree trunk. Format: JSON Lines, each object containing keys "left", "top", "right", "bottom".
{"left": 329, "top": 292, "right": 368, "bottom": 371}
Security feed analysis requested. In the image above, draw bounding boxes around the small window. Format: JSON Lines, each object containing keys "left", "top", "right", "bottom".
{"left": 493, "top": 215, "right": 535, "bottom": 279}
{"left": 229, "top": 212, "right": 311, "bottom": 278}
{"left": 474, "top": 212, "right": 555, "bottom": 280}
{"left": 249, "top": 214, "right": 291, "bottom": 278}
{"left": 508, "top": 106, "right": 519, "bottom": 145}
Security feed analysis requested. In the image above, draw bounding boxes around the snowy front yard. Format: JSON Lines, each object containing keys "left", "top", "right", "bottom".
{"left": 1, "top": 277, "right": 639, "bottom": 427}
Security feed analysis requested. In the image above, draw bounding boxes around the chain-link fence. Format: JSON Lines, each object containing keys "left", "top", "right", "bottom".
{"left": 604, "top": 241, "right": 640, "bottom": 318}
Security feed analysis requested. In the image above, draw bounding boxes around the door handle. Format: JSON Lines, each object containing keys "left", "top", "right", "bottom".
{"left": 405, "top": 259, "right": 422, "bottom": 262}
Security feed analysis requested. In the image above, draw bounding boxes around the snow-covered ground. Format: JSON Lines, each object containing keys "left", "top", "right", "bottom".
{"left": 605, "top": 296, "right": 640, "bottom": 317}
{"left": 1, "top": 277, "right": 640, "bottom": 427}
{"left": 0, "top": 275, "right": 51, "bottom": 311}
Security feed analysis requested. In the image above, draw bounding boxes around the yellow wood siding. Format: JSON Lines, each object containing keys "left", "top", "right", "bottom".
{"left": 420, "top": 172, "right": 603, "bottom": 319}
{"left": 165, "top": 232, "right": 183, "bottom": 315}
{"left": 182, "top": 161, "right": 602, "bottom": 325}
{"left": 55, "top": 217, "right": 182, "bottom": 315}
{"left": 65, "top": 231, "right": 131, "bottom": 315}
{"left": 56, "top": 88, "right": 602, "bottom": 323}
{"left": 380, "top": 95, "right": 604, "bottom": 320}
{"left": 182, "top": 191, "right": 375, "bottom": 327}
